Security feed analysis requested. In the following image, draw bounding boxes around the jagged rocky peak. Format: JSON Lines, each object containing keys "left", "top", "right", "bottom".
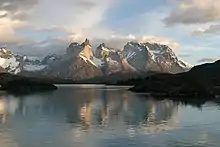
{"left": 82, "top": 38, "right": 92, "bottom": 48}
{"left": 78, "top": 38, "right": 97, "bottom": 66}
{"left": 66, "top": 38, "right": 97, "bottom": 67}
{"left": 66, "top": 39, "right": 93, "bottom": 57}
{"left": 98, "top": 43, "right": 110, "bottom": 50}
{"left": 95, "top": 43, "right": 111, "bottom": 59}
{"left": 39, "top": 38, "right": 103, "bottom": 80}
{"left": 122, "top": 41, "right": 149, "bottom": 71}
{"left": 80, "top": 38, "right": 94, "bottom": 59}
{"left": 122, "top": 41, "right": 191, "bottom": 73}
{"left": 66, "top": 41, "right": 82, "bottom": 55}
{"left": 143, "top": 42, "right": 178, "bottom": 61}
{"left": 94, "top": 43, "right": 125, "bottom": 74}
{"left": 144, "top": 42, "right": 192, "bottom": 69}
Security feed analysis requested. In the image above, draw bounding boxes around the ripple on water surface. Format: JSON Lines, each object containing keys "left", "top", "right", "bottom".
{"left": 0, "top": 86, "right": 220, "bottom": 147}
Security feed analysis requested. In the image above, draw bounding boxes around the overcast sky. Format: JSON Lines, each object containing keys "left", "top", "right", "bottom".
{"left": 0, "top": 0, "right": 220, "bottom": 65}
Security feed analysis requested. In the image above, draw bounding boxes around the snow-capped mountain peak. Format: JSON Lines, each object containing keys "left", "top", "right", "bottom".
{"left": 0, "top": 40, "right": 192, "bottom": 78}
{"left": 122, "top": 41, "right": 192, "bottom": 73}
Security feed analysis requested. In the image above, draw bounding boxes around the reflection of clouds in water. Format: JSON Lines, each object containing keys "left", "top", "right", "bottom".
{"left": 0, "top": 87, "right": 181, "bottom": 147}
{"left": 0, "top": 89, "right": 179, "bottom": 131}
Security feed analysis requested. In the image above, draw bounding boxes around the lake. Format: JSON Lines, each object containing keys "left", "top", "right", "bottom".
{"left": 0, "top": 85, "right": 220, "bottom": 147}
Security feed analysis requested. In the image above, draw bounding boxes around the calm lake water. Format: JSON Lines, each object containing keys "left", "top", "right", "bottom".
{"left": 0, "top": 85, "right": 220, "bottom": 147}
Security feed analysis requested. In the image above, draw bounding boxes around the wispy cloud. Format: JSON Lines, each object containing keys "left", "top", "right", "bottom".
{"left": 192, "top": 24, "right": 220, "bottom": 36}
{"left": 198, "top": 58, "right": 219, "bottom": 63}
{"left": 0, "top": 0, "right": 219, "bottom": 65}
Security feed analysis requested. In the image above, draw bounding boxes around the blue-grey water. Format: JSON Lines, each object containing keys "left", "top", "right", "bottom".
{"left": 0, "top": 85, "right": 220, "bottom": 147}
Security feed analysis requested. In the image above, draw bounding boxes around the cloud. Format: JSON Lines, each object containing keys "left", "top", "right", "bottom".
{"left": 0, "top": 0, "right": 38, "bottom": 22}
{"left": 10, "top": 38, "right": 68, "bottom": 56}
{"left": 164, "top": 0, "right": 220, "bottom": 25}
{"left": 140, "top": 36, "right": 181, "bottom": 49}
{"left": 0, "top": 0, "right": 119, "bottom": 48}
{"left": 0, "top": 0, "right": 182, "bottom": 59}
{"left": 28, "top": 0, "right": 115, "bottom": 32}
{"left": 88, "top": 35, "right": 181, "bottom": 50}
{"left": 0, "top": 17, "right": 30, "bottom": 44}
{"left": 198, "top": 58, "right": 219, "bottom": 63}
{"left": 178, "top": 53, "right": 191, "bottom": 58}
{"left": 0, "top": 0, "right": 118, "bottom": 40}
{"left": 0, "top": 11, "right": 7, "bottom": 18}
{"left": 192, "top": 24, "right": 220, "bottom": 36}
{"left": 0, "top": 0, "right": 37, "bottom": 44}
{"left": 0, "top": 0, "right": 38, "bottom": 13}
{"left": 7, "top": 33, "right": 181, "bottom": 56}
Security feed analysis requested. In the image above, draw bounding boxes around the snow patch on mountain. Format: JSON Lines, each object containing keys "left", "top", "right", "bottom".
{"left": 178, "top": 60, "right": 193, "bottom": 69}
{"left": 0, "top": 48, "right": 20, "bottom": 74}
{"left": 0, "top": 56, "right": 20, "bottom": 74}
{"left": 122, "top": 42, "right": 192, "bottom": 73}
{"left": 24, "top": 64, "right": 46, "bottom": 72}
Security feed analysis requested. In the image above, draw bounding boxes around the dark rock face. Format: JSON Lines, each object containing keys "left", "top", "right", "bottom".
{"left": 66, "top": 42, "right": 82, "bottom": 57}
{"left": 130, "top": 60, "right": 220, "bottom": 99}
{"left": 0, "top": 66, "right": 6, "bottom": 73}
{"left": 123, "top": 42, "right": 148, "bottom": 71}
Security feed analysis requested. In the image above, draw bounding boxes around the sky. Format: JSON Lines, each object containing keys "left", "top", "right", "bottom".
{"left": 0, "top": 0, "right": 220, "bottom": 65}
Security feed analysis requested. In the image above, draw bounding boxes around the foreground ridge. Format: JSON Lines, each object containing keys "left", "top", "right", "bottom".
{"left": 130, "top": 60, "right": 220, "bottom": 99}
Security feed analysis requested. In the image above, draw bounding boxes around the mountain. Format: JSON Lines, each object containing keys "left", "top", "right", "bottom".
{"left": 0, "top": 47, "right": 63, "bottom": 74}
{"left": 95, "top": 43, "right": 124, "bottom": 74}
{"left": 36, "top": 39, "right": 103, "bottom": 80}
{"left": 122, "top": 42, "right": 192, "bottom": 73}
{"left": 130, "top": 60, "right": 220, "bottom": 99}
{"left": 0, "top": 39, "right": 192, "bottom": 81}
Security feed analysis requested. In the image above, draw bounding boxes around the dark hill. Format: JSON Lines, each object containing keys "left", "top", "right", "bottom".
{"left": 130, "top": 60, "right": 220, "bottom": 99}
{"left": 0, "top": 73, "right": 57, "bottom": 94}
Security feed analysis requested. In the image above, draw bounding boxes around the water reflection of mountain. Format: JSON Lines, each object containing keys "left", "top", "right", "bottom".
{"left": 77, "top": 90, "right": 180, "bottom": 133}
{"left": 0, "top": 86, "right": 179, "bottom": 133}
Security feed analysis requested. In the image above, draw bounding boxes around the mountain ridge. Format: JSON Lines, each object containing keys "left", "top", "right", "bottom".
{"left": 0, "top": 39, "right": 192, "bottom": 80}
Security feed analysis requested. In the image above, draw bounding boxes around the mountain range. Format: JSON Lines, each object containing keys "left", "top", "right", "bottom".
{"left": 0, "top": 39, "right": 192, "bottom": 81}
